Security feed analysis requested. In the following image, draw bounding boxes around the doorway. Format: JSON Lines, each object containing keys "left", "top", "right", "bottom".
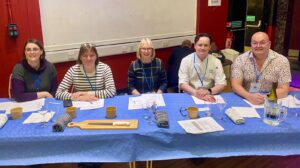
{"left": 227, "top": 0, "right": 278, "bottom": 53}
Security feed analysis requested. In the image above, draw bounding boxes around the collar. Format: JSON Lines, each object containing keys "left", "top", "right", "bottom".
{"left": 22, "top": 59, "right": 46, "bottom": 73}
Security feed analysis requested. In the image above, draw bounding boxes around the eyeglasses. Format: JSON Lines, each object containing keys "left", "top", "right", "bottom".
{"left": 25, "top": 48, "right": 40, "bottom": 53}
{"left": 251, "top": 40, "right": 270, "bottom": 47}
{"left": 141, "top": 48, "right": 153, "bottom": 51}
{"left": 81, "top": 43, "right": 96, "bottom": 48}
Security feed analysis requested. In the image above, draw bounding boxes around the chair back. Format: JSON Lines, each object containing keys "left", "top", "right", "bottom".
{"left": 8, "top": 74, "right": 12, "bottom": 98}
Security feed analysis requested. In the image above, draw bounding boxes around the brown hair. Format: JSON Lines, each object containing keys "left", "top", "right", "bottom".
{"left": 22, "top": 39, "right": 45, "bottom": 60}
{"left": 77, "top": 43, "right": 99, "bottom": 65}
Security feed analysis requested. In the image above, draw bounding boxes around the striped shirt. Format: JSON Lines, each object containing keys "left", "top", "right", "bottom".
{"left": 56, "top": 62, "right": 116, "bottom": 100}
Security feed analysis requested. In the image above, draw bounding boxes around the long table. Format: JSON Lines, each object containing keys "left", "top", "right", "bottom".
{"left": 0, "top": 93, "right": 300, "bottom": 166}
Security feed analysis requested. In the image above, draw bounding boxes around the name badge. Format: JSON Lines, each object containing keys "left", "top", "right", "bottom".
{"left": 249, "top": 82, "right": 261, "bottom": 93}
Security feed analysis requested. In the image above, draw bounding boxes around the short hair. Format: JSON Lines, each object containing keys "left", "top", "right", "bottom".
{"left": 77, "top": 43, "right": 99, "bottom": 65}
{"left": 22, "top": 39, "right": 45, "bottom": 60}
{"left": 136, "top": 38, "right": 156, "bottom": 59}
{"left": 194, "top": 33, "right": 213, "bottom": 44}
{"left": 181, "top": 39, "right": 192, "bottom": 48}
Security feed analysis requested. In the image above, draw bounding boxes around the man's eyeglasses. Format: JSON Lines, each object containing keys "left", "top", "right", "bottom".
{"left": 251, "top": 41, "right": 270, "bottom": 47}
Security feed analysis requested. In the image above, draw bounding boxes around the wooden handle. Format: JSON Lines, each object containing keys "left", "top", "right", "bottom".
{"left": 67, "top": 122, "right": 80, "bottom": 128}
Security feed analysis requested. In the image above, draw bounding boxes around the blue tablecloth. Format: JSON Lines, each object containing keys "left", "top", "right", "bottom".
{"left": 1, "top": 93, "right": 300, "bottom": 166}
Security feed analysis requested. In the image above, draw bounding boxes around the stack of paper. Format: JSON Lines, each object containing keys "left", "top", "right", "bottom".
{"left": 178, "top": 117, "right": 224, "bottom": 134}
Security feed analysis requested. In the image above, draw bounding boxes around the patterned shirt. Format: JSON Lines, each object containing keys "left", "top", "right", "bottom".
{"left": 56, "top": 62, "right": 116, "bottom": 100}
{"left": 178, "top": 53, "right": 227, "bottom": 89}
{"left": 127, "top": 58, "right": 167, "bottom": 94}
{"left": 231, "top": 49, "right": 291, "bottom": 92}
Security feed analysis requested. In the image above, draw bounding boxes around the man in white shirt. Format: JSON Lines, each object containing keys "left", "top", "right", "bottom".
{"left": 179, "top": 33, "right": 227, "bottom": 102}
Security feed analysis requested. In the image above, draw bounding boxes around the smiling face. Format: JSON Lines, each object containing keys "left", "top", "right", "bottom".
{"left": 140, "top": 43, "right": 153, "bottom": 63}
{"left": 194, "top": 36, "right": 211, "bottom": 60}
{"left": 251, "top": 32, "right": 271, "bottom": 58}
{"left": 25, "top": 43, "right": 43, "bottom": 67}
{"left": 80, "top": 49, "right": 97, "bottom": 69}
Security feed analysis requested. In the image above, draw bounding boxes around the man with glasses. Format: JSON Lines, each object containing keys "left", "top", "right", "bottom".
{"left": 231, "top": 31, "right": 291, "bottom": 105}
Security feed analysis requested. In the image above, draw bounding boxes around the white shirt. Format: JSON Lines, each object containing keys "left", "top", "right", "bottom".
{"left": 178, "top": 53, "right": 227, "bottom": 89}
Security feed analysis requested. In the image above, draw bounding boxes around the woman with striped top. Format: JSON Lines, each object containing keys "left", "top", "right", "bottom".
{"left": 56, "top": 43, "right": 116, "bottom": 101}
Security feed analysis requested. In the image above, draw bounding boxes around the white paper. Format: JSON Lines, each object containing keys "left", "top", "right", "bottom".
{"left": 243, "top": 99, "right": 264, "bottom": 108}
{"left": 278, "top": 95, "right": 300, "bottom": 108}
{"left": 0, "top": 99, "right": 45, "bottom": 114}
{"left": 23, "top": 111, "right": 55, "bottom": 124}
{"left": 128, "top": 94, "right": 166, "bottom": 110}
{"left": 192, "top": 95, "right": 224, "bottom": 104}
{"left": 198, "top": 107, "right": 210, "bottom": 112}
{"left": 178, "top": 117, "right": 224, "bottom": 134}
{"left": 72, "top": 99, "right": 104, "bottom": 110}
{"left": 231, "top": 107, "right": 261, "bottom": 118}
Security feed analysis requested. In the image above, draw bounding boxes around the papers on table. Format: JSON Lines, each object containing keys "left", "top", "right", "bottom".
{"left": 192, "top": 95, "right": 225, "bottom": 104}
{"left": 278, "top": 95, "right": 300, "bottom": 108}
{"left": 72, "top": 99, "right": 104, "bottom": 110}
{"left": 178, "top": 117, "right": 224, "bottom": 134}
{"left": 243, "top": 99, "right": 264, "bottom": 108}
{"left": 128, "top": 94, "right": 166, "bottom": 110}
{"left": 231, "top": 107, "right": 261, "bottom": 118}
{"left": 23, "top": 111, "right": 55, "bottom": 124}
{"left": 0, "top": 99, "right": 45, "bottom": 114}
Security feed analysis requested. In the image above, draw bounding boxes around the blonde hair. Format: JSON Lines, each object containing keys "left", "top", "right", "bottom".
{"left": 136, "top": 38, "right": 156, "bottom": 59}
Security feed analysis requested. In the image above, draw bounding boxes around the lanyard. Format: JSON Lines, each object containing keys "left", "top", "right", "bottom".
{"left": 31, "top": 73, "right": 41, "bottom": 91}
{"left": 141, "top": 61, "right": 153, "bottom": 91}
{"left": 193, "top": 53, "right": 208, "bottom": 86}
{"left": 249, "top": 52, "right": 272, "bottom": 82}
{"left": 82, "top": 64, "right": 97, "bottom": 91}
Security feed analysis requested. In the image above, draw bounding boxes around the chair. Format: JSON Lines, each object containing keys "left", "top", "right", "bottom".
{"left": 8, "top": 74, "right": 12, "bottom": 98}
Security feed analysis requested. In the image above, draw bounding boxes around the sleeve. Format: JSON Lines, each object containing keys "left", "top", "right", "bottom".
{"left": 214, "top": 59, "right": 227, "bottom": 86}
{"left": 127, "top": 61, "right": 137, "bottom": 94}
{"left": 278, "top": 57, "right": 292, "bottom": 84}
{"left": 158, "top": 59, "right": 167, "bottom": 92}
{"left": 231, "top": 55, "right": 244, "bottom": 80}
{"left": 55, "top": 67, "right": 74, "bottom": 100}
{"left": 178, "top": 57, "right": 190, "bottom": 85}
{"left": 94, "top": 64, "right": 116, "bottom": 98}
{"left": 11, "top": 64, "right": 38, "bottom": 102}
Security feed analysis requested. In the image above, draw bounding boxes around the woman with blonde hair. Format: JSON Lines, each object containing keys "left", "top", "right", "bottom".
{"left": 127, "top": 38, "right": 167, "bottom": 94}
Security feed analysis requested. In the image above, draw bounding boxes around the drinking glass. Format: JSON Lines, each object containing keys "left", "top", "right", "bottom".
{"left": 41, "top": 102, "right": 60, "bottom": 126}
{"left": 293, "top": 93, "right": 300, "bottom": 117}
{"left": 143, "top": 98, "right": 157, "bottom": 125}
{"left": 217, "top": 96, "right": 227, "bottom": 121}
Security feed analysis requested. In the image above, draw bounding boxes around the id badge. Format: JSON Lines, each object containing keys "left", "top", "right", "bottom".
{"left": 249, "top": 82, "right": 261, "bottom": 93}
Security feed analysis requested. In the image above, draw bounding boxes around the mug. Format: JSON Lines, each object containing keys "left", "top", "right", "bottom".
{"left": 180, "top": 106, "right": 199, "bottom": 119}
{"left": 263, "top": 99, "right": 287, "bottom": 126}
{"left": 10, "top": 107, "right": 23, "bottom": 120}
{"left": 65, "top": 107, "right": 77, "bottom": 119}
{"left": 106, "top": 106, "right": 116, "bottom": 119}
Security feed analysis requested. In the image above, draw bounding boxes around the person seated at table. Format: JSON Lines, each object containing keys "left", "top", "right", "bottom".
{"left": 127, "top": 38, "right": 167, "bottom": 94}
{"left": 167, "top": 39, "right": 194, "bottom": 93}
{"left": 56, "top": 43, "right": 116, "bottom": 101}
{"left": 231, "top": 31, "right": 291, "bottom": 105}
{"left": 178, "top": 33, "right": 227, "bottom": 102}
{"left": 11, "top": 39, "right": 57, "bottom": 102}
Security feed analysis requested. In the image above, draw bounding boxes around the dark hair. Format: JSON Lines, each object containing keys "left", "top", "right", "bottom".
{"left": 77, "top": 43, "right": 99, "bottom": 65}
{"left": 181, "top": 39, "right": 192, "bottom": 48}
{"left": 194, "top": 33, "right": 213, "bottom": 44}
{"left": 22, "top": 39, "right": 45, "bottom": 60}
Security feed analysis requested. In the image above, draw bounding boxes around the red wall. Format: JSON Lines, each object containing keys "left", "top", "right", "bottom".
{"left": 0, "top": 0, "right": 228, "bottom": 97}
{"left": 289, "top": 0, "right": 300, "bottom": 50}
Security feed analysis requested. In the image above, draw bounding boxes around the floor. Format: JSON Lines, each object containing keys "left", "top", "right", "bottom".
{"left": 2, "top": 155, "right": 300, "bottom": 168}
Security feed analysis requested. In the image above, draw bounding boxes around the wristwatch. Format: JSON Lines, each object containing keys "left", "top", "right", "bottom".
{"left": 208, "top": 88, "right": 212, "bottom": 94}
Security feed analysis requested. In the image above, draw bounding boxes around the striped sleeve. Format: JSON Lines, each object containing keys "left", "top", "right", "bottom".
{"left": 94, "top": 63, "right": 116, "bottom": 98}
{"left": 55, "top": 67, "right": 74, "bottom": 100}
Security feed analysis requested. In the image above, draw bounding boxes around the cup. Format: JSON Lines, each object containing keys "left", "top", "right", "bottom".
{"left": 10, "top": 107, "right": 23, "bottom": 120}
{"left": 106, "top": 106, "right": 116, "bottom": 119}
{"left": 263, "top": 99, "right": 287, "bottom": 126}
{"left": 187, "top": 106, "right": 199, "bottom": 119}
{"left": 65, "top": 107, "right": 77, "bottom": 119}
